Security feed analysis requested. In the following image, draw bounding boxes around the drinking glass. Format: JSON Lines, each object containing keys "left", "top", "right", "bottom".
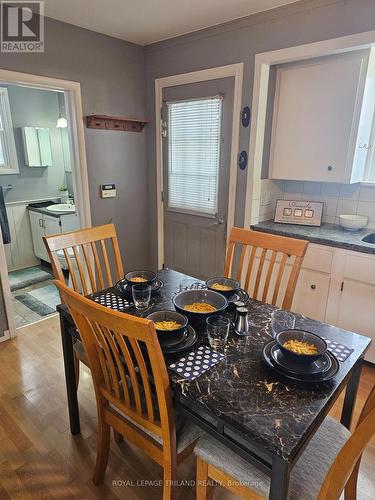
{"left": 270, "top": 309, "right": 295, "bottom": 337}
{"left": 132, "top": 284, "right": 151, "bottom": 311}
{"left": 206, "top": 315, "right": 230, "bottom": 351}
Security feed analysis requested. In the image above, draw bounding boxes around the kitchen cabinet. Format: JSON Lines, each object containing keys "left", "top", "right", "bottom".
{"left": 29, "top": 211, "right": 49, "bottom": 262}
{"left": 290, "top": 244, "right": 375, "bottom": 363}
{"left": 269, "top": 49, "right": 375, "bottom": 183}
{"left": 29, "top": 210, "right": 78, "bottom": 263}
{"left": 292, "top": 269, "right": 330, "bottom": 322}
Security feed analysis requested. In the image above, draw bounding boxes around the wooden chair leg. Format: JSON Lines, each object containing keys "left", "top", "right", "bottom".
{"left": 93, "top": 416, "right": 111, "bottom": 485}
{"left": 162, "top": 462, "right": 177, "bottom": 500}
{"left": 196, "top": 457, "right": 213, "bottom": 500}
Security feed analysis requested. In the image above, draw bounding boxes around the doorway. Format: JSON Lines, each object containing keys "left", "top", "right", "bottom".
{"left": 162, "top": 78, "right": 234, "bottom": 278}
{"left": 0, "top": 70, "right": 90, "bottom": 340}
{"left": 155, "top": 63, "right": 244, "bottom": 272}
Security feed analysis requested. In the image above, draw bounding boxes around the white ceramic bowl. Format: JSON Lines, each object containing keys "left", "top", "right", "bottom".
{"left": 339, "top": 214, "right": 368, "bottom": 231}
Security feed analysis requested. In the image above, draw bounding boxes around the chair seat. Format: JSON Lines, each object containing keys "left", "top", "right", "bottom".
{"left": 194, "top": 415, "right": 374, "bottom": 499}
{"left": 112, "top": 403, "right": 203, "bottom": 455}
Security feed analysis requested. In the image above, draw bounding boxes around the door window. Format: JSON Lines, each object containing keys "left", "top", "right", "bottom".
{"left": 167, "top": 97, "right": 222, "bottom": 215}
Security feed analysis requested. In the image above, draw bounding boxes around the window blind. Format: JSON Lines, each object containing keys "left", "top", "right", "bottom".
{"left": 167, "top": 97, "right": 222, "bottom": 215}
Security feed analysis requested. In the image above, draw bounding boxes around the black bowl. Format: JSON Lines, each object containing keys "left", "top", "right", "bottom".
{"left": 146, "top": 310, "right": 188, "bottom": 343}
{"left": 275, "top": 329, "right": 327, "bottom": 363}
{"left": 125, "top": 270, "right": 157, "bottom": 286}
{"left": 173, "top": 289, "right": 227, "bottom": 326}
{"left": 205, "top": 277, "right": 241, "bottom": 298}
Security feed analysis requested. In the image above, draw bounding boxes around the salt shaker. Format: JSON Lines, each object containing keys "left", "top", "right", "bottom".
{"left": 234, "top": 306, "right": 251, "bottom": 336}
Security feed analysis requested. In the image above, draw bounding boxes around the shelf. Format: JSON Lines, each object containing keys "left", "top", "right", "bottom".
{"left": 86, "top": 115, "right": 147, "bottom": 132}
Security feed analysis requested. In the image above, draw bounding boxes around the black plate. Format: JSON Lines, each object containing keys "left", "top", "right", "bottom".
{"left": 226, "top": 288, "right": 249, "bottom": 304}
{"left": 262, "top": 341, "right": 339, "bottom": 383}
{"left": 161, "top": 325, "right": 197, "bottom": 355}
{"left": 116, "top": 277, "right": 164, "bottom": 295}
{"left": 159, "top": 328, "right": 189, "bottom": 348}
{"left": 270, "top": 343, "right": 332, "bottom": 376}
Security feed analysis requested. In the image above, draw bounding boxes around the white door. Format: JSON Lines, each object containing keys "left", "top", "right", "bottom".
{"left": 162, "top": 78, "right": 234, "bottom": 279}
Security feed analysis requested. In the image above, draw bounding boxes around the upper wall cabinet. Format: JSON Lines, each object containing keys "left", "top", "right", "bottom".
{"left": 22, "top": 126, "right": 53, "bottom": 167}
{"left": 269, "top": 50, "right": 375, "bottom": 184}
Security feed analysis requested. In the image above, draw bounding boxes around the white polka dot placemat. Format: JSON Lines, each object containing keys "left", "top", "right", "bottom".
{"left": 169, "top": 346, "right": 225, "bottom": 381}
{"left": 322, "top": 338, "right": 354, "bottom": 362}
{"left": 92, "top": 292, "right": 133, "bottom": 311}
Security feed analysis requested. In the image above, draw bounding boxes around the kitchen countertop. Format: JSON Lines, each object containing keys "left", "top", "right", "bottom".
{"left": 252, "top": 220, "right": 375, "bottom": 255}
{"left": 27, "top": 200, "right": 76, "bottom": 218}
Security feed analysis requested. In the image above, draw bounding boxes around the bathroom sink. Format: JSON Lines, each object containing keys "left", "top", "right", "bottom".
{"left": 362, "top": 233, "right": 375, "bottom": 244}
{"left": 46, "top": 203, "right": 75, "bottom": 213}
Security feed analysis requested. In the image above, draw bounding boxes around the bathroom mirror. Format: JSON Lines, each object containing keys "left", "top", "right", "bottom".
{"left": 22, "top": 126, "right": 52, "bottom": 167}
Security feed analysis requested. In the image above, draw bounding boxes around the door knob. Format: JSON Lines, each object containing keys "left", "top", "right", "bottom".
{"left": 211, "top": 218, "right": 225, "bottom": 226}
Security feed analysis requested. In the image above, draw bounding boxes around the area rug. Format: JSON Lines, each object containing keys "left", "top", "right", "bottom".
{"left": 9, "top": 266, "right": 54, "bottom": 292}
{"left": 15, "top": 284, "right": 60, "bottom": 317}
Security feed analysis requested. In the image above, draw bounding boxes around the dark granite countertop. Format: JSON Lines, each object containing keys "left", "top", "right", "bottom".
{"left": 252, "top": 220, "right": 375, "bottom": 255}
{"left": 61, "top": 269, "right": 369, "bottom": 463}
{"left": 27, "top": 200, "right": 76, "bottom": 218}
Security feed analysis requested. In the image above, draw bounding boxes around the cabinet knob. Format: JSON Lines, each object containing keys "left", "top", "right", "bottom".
{"left": 327, "top": 165, "right": 333, "bottom": 171}
{"left": 310, "top": 284, "right": 316, "bottom": 290}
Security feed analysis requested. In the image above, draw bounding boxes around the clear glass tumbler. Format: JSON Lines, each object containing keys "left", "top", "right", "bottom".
{"left": 270, "top": 309, "right": 296, "bottom": 337}
{"left": 132, "top": 284, "right": 151, "bottom": 311}
{"left": 206, "top": 315, "right": 230, "bottom": 351}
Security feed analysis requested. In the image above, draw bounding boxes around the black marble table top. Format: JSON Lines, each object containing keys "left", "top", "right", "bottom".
{"left": 252, "top": 220, "right": 375, "bottom": 255}
{"left": 58, "top": 268, "right": 371, "bottom": 464}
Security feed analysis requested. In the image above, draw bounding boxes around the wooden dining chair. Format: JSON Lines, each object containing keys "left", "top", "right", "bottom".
{"left": 55, "top": 280, "right": 202, "bottom": 500}
{"left": 195, "top": 383, "right": 375, "bottom": 499}
{"left": 43, "top": 223, "right": 124, "bottom": 296}
{"left": 224, "top": 227, "right": 308, "bottom": 310}
{"left": 43, "top": 223, "right": 124, "bottom": 381}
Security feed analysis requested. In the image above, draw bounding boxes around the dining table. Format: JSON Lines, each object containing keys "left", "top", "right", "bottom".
{"left": 57, "top": 268, "right": 371, "bottom": 500}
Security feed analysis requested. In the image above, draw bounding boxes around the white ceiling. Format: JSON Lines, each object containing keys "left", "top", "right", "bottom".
{"left": 44, "top": 0, "right": 299, "bottom": 46}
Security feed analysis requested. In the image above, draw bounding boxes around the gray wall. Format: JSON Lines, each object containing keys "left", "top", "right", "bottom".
{"left": 0, "top": 16, "right": 148, "bottom": 333}
{"left": 145, "top": 0, "right": 375, "bottom": 268}
{"left": 1, "top": 85, "right": 67, "bottom": 202}
{"left": 0, "top": 16, "right": 148, "bottom": 268}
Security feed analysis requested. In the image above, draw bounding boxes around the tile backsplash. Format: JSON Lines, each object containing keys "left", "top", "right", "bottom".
{"left": 260, "top": 180, "right": 375, "bottom": 229}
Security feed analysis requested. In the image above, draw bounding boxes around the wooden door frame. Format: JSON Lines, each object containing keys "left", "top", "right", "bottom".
{"left": 244, "top": 30, "right": 375, "bottom": 229}
{"left": 155, "top": 63, "right": 244, "bottom": 269}
{"left": 0, "top": 69, "right": 91, "bottom": 340}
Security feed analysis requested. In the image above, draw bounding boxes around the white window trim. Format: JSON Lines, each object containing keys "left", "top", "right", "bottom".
{"left": 363, "top": 112, "right": 375, "bottom": 183}
{"left": 0, "top": 88, "right": 19, "bottom": 175}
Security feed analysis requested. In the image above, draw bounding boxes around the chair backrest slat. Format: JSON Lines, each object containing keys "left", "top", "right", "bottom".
{"left": 225, "top": 227, "right": 308, "bottom": 310}
{"left": 55, "top": 280, "right": 175, "bottom": 451}
{"left": 318, "top": 385, "right": 375, "bottom": 499}
{"left": 262, "top": 250, "right": 277, "bottom": 303}
{"left": 44, "top": 223, "right": 124, "bottom": 295}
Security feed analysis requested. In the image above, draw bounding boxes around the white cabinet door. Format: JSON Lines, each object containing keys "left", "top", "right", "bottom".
{"left": 269, "top": 51, "right": 370, "bottom": 183}
{"left": 335, "top": 279, "right": 375, "bottom": 363}
{"left": 29, "top": 211, "right": 47, "bottom": 261}
{"left": 43, "top": 214, "right": 61, "bottom": 237}
{"left": 292, "top": 269, "right": 330, "bottom": 322}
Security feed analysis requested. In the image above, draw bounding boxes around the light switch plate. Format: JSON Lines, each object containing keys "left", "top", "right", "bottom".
{"left": 101, "top": 184, "right": 116, "bottom": 198}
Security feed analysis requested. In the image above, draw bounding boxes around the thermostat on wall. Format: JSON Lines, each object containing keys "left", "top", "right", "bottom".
{"left": 101, "top": 184, "right": 116, "bottom": 198}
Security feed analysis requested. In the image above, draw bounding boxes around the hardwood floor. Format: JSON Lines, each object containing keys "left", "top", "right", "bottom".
{"left": 0, "top": 316, "right": 373, "bottom": 499}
